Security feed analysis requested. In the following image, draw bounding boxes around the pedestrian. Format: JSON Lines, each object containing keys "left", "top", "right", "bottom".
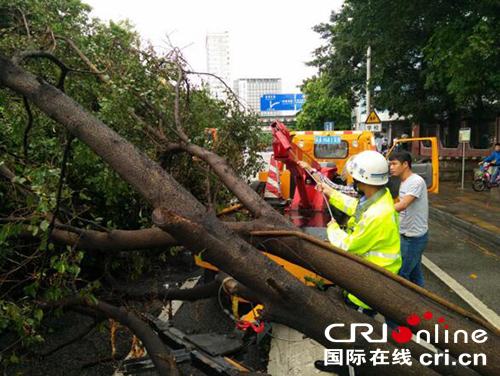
{"left": 479, "top": 143, "right": 500, "bottom": 186}
{"left": 389, "top": 151, "right": 428, "bottom": 287}
{"left": 381, "top": 135, "right": 389, "bottom": 155}
{"left": 300, "top": 151, "right": 402, "bottom": 374}
{"left": 375, "top": 133, "right": 383, "bottom": 152}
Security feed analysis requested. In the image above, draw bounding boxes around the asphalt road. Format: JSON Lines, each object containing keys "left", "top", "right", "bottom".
{"left": 423, "top": 217, "right": 500, "bottom": 320}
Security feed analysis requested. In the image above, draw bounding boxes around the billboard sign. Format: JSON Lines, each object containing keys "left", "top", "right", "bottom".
{"left": 260, "top": 93, "right": 305, "bottom": 112}
{"left": 459, "top": 128, "right": 471, "bottom": 143}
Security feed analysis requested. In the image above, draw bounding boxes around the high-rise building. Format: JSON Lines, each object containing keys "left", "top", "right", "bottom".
{"left": 206, "top": 31, "right": 231, "bottom": 101}
{"left": 233, "top": 78, "right": 282, "bottom": 115}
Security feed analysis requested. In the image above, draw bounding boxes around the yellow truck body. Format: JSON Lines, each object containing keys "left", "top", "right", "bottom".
{"left": 259, "top": 130, "right": 377, "bottom": 197}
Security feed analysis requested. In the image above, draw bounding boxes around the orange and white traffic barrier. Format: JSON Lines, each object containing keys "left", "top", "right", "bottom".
{"left": 265, "top": 155, "right": 282, "bottom": 199}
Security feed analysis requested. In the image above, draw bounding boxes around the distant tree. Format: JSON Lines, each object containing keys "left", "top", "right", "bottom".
{"left": 423, "top": 0, "right": 500, "bottom": 112}
{"left": 296, "top": 75, "right": 351, "bottom": 130}
{"left": 309, "top": 0, "right": 500, "bottom": 125}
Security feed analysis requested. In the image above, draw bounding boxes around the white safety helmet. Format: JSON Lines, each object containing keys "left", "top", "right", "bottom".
{"left": 346, "top": 150, "right": 389, "bottom": 186}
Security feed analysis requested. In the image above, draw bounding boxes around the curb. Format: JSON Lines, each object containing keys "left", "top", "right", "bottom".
{"left": 429, "top": 206, "right": 500, "bottom": 254}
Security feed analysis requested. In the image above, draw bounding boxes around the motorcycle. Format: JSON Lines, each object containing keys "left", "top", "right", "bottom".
{"left": 473, "top": 162, "right": 500, "bottom": 192}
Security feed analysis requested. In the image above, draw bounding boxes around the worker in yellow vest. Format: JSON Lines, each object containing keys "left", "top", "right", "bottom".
{"left": 301, "top": 150, "right": 401, "bottom": 373}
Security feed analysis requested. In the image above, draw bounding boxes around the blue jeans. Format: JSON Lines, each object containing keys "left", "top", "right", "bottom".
{"left": 399, "top": 232, "right": 429, "bottom": 288}
{"left": 491, "top": 167, "right": 500, "bottom": 184}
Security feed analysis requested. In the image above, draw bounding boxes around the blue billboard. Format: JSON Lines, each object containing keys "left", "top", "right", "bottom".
{"left": 295, "top": 93, "right": 305, "bottom": 110}
{"left": 260, "top": 93, "right": 305, "bottom": 112}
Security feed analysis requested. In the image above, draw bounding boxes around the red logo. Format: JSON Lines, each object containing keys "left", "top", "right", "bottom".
{"left": 391, "top": 311, "right": 448, "bottom": 343}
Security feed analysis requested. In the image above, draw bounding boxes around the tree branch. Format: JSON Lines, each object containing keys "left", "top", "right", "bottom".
{"left": 185, "top": 70, "right": 246, "bottom": 109}
{"left": 250, "top": 230, "right": 500, "bottom": 337}
{"left": 12, "top": 50, "right": 102, "bottom": 90}
{"left": 2, "top": 215, "right": 266, "bottom": 252}
{"left": 17, "top": 7, "right": 31, "bottom": 40}
{"left": 48, "top": 134, "right": 74, "bottom": 239}
{"left": 173, "top": 64, "right": 189, "bottom": 143}
{"left": 12, "top": 51, "right": 69, "bottom": 90}
{"left": 39, "top": 296, "right": 177, "bottom": 376}
{"left": 38, "top": 321, "right": 96, "bottom": 358}
{"left": 88, "top": 299, "right": 176, "bottom": 376}
{"left": 54, "top": 35, "right": 109, "bottom": 84}
{"left": 22, "top": 96, "right": 33, "bottom": 160}
{"left": 0, "top": 162, "right": 36, "bottom": 198}
{"left": 180, "top": 142, "right": 285, "bottom": 221}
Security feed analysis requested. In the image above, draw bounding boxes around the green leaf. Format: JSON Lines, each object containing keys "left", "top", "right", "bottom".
{"left": 34, "top": 334, "right": 44, "bottom": 342}
{"left": 34, "top": 309, "right": 43, "bottom": 322}
{"left": 88, "top": 295, "right": 98, "bottom": 306}
{"left": 54, "top": 261, "right": 66, "bottom": 274}
{"left": 79, "top": 191, "right": 91, "bottom": 200}
{"left": 40, "top": 220, "right": 49, "bottom": 232}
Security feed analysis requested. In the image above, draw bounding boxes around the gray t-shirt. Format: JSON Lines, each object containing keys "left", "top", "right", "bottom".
{"left": 399, "top": 173, "right": 428, "bottom": 237}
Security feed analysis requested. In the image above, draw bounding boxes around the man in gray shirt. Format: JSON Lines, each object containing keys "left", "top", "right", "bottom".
{"left": 389, "top": 151, "right": 429, "bottom": 287}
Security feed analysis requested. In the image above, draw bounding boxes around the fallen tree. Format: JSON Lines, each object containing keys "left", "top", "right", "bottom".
{"left": 0, "top": 3, "right": 499, "bottom": 375}
{"left": 1, "top": 54, "right": 500, "bottom": 376}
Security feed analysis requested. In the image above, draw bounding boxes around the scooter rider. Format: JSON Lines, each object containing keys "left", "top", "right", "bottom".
{"left": 479, "top": 143, "right": 500, "bottom": 186}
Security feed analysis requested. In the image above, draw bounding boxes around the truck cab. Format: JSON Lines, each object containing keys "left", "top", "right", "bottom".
{"left": 258, "top": 129, "right": 376, "bottom": 200}
{"left": 291, "top": 130, "right": 376, "bottom": 184}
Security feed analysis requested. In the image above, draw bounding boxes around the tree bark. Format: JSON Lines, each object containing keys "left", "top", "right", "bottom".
{"left": 19, "top": 220, "right": 262, "bottom": 251}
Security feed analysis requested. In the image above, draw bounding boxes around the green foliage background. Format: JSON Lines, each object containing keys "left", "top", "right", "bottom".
{"left": 296, "top": 74, "right": 351, "bottom": 130}
{"left": 0, "top": 0, "right": 264, "bottom": 362}
{"left": 310, "top": 0, "right": 500, "bottom": 124}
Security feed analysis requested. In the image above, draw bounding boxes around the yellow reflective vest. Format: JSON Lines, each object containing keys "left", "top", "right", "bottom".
{"left": 327, "top": 187, "right": 401, "bottom": 309}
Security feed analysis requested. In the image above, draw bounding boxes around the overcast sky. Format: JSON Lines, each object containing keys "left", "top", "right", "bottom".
{"left": 83, "top": 0, "right": 344, "bottom": 92}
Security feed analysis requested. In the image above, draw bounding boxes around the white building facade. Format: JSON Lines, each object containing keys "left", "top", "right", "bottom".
{"left": 206, "top": 31, "right": 231, "bottom": 100}
{"left": 233, "top": 78, "right": 282, "bottom": 115}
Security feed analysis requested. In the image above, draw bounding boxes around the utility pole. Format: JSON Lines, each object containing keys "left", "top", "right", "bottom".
{"left": 366, "top": 45, "right": 371, "bottom": 116}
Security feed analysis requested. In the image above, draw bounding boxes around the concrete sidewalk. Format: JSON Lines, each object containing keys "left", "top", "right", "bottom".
{"left": 429, "top": 181, "right": 500, "bottom": 252}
